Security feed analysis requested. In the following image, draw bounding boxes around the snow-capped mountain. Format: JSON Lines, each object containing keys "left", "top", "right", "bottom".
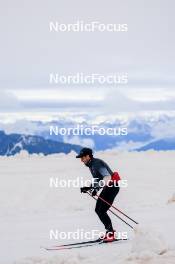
{"left": 136, "top": 138, "right": 175, "bottom": 151}
{"left": 1, "top": 112, "right": 175, "bottom": 152}
{"left": 0, "top": 131, "right": 81, "bottom": 156}
{"left": 35, "top": 115, "right": 173, "bottom": 151}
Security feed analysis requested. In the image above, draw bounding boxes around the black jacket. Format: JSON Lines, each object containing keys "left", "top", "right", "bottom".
{"left": 86, "top": 158, "right": 113, "bottom": 188}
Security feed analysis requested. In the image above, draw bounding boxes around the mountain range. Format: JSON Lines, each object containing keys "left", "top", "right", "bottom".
{"left": 0, "top": 112, "right": 175, "bottom": 154}
{"left": 0, "top": 130, "right": 81, "bottom": 156}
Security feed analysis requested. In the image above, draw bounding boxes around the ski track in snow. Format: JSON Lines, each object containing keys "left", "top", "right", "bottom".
{"left": 0, "top": 151, "right": 175, "bottom": 264}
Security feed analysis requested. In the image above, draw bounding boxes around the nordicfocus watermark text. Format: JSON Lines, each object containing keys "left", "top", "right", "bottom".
{"left": 49, "top": 21, "right": 128, "bottom": 32}
{"left": 49, "top": 72, "right": 128, "bottom": 85}
{"left": 50, "top": 125, "right": 127, "bottom": 136}
{"left": 50, "top": 228, "right": 128, "bottom": 240}
{"left": 49, "top": 177, "right": 128, "bottom": 189}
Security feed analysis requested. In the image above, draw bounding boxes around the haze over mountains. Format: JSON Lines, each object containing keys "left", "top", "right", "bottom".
{"left": 0, "top": 112, "right": 174, "bottom": 155}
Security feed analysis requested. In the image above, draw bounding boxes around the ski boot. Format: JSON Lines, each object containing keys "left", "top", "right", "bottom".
{"left": 100, "top": 230, "right": 116, "bottom": 242}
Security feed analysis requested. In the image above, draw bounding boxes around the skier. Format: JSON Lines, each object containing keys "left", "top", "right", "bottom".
{"left": 76, "top": 147, "right": 121, "bottom": 242}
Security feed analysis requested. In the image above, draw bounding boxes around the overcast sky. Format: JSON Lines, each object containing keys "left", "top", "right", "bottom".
{"left": 0, "top": 0, "right": 175, "bottom": 119}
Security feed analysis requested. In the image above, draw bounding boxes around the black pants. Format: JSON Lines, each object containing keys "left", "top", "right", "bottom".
{"left": 95, "top": 185, "right": 120, "bottom": 231}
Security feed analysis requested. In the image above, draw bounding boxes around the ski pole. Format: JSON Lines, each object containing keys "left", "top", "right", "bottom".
{"left": 95, "top": 193, "right": 138, "bottom": 225}
{"left": 87, "top": 191, "right": 134, "bottom": 229}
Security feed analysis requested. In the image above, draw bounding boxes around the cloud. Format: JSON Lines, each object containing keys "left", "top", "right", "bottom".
{"left": 111, "top": 140, "right": 146, "bottom": 151}
{"left": 0, "top": 120, "right": 40, "bottom": 135}
{"left": 0, "top": 0, "right": 175, "bottom": 91}
{"left": 0, "top": 90, "right": 21, "bottom": 112}
{"left": 1, "top": 86, "right": 175, "bottom": 117}
{"left": 102, "top": 89, "right": 175, "bottom": 113}
{"left": 151, "top": 119, "right": 175, "bottom": 139}
{"left": 0, "top": 0, "right": 175, "bottom": 116}
{"left": 63, "top": 136, "right": 95, "bottom": 148}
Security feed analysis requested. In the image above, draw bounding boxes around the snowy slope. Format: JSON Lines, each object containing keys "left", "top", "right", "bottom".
{"left": 0, "top": 151, "right": 175, "bottom": 264}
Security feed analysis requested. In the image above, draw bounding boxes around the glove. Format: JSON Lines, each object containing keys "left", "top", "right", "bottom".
{"left": 90, "top": 188, "right": 97, "bottom": 196}
{"left": 80, "top": 186, "right": 92, "bottom": 193}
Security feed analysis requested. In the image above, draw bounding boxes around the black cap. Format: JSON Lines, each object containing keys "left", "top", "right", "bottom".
{"left": 76, "top": 148, "right": 93, "bottom": 158}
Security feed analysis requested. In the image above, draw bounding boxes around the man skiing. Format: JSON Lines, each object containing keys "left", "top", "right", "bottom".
{"left": 76, "top": 147, "right": 121, "bottom": 242}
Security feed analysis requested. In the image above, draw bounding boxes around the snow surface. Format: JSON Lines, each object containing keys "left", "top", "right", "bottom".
{"left": 0, "top": 150, "right": 175, "bottom": 264}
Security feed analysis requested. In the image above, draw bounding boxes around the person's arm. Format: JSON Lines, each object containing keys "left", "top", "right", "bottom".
{"left": 103, "top": 175, "right": 112, "bottom": 185}
{"left": 91, "top": 167, "right": 112, "bottom": 188}
{"left": 98, "top": 167, "right": 112, "bottom": 186}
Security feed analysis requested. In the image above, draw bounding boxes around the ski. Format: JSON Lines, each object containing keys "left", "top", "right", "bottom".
{"left": 42, "top": 238, "right": 101, "bottom": 251}
{"left": 43, "top": 238, "right": 127, "bottom": 250}
{"left": 53, "top": 238, "right": 101, "bottom": 247}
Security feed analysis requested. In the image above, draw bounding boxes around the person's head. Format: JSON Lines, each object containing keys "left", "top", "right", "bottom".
{"left": 76, "top": 148, "right": 93, "bottom": 165}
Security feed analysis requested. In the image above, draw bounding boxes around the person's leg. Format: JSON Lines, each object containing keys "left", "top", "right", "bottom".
{"left": 95, "top": 185, "right": 120, "bottom": 231}
{"left": 95, "top": 195, "right": 112, "bottom": 230}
